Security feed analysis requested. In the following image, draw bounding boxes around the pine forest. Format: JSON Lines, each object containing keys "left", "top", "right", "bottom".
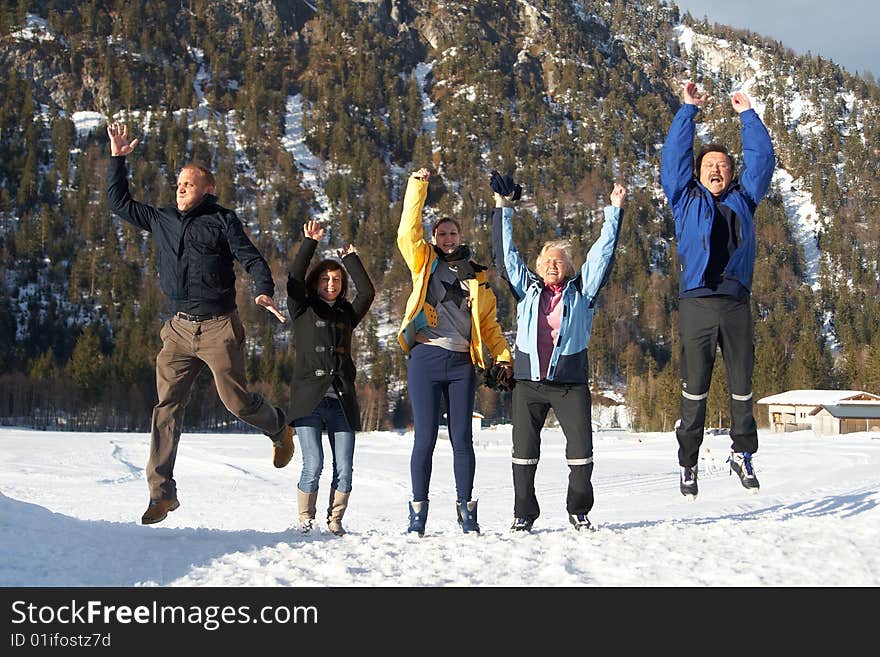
{"left": 0, "top": 0, "right": 878, "bottom": 432}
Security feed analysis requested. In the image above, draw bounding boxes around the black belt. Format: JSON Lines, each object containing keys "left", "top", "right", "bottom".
{"left": 175, "top": 311, "right": 228, "bottom": 322}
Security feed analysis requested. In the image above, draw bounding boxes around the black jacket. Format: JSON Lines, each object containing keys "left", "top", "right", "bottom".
{"left": 286, "top": 238, "right": 375, "bottom": 430}
{"left": 106, "top": 156, "right": 275, "bottom": 315}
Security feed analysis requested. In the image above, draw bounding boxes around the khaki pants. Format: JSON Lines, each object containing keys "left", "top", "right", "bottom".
{"left": 147, "top": 312, "right": 287, "bottom": 499}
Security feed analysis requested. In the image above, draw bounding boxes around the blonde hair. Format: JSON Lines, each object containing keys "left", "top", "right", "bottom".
{"left": 535, "top": 240, "right": 575, "bottom": 278}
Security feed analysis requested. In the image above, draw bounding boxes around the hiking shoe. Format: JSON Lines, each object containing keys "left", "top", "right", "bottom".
{"left": 456, "top": 500, "right": 480, "bottom": 534}
{"left": 141, "top": 498, "right": 180, "bottom": 525}
{"left": 729, "top": 452, "right": 760, "bottom": 492}
{"left": 510, "top": 517, "right": 534, "bottom": 532}
{"left": 407, "top": 500, "right": 429, "bottom": 537}
{"left": 568, "top": 513, "right": 594, "bottom": 531}
{"left": 272, "top": 425, "right": 295, "bottom": 468}
{"left": 680, "top": 465, "right": 698, "bottom": 498}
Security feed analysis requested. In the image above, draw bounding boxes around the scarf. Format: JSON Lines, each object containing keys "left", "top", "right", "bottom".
{"left": 433, "top": 244, "right": 477, "bottom": 280}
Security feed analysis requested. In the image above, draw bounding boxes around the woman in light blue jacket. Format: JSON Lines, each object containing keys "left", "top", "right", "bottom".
{"left": 491, "top": 173, "right": 626, "bottom": 532}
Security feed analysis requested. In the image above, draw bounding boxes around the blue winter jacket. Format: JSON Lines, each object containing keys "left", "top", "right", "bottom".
{"left": 497, "top": 205, "right": 623, "bottom": 383}
{"left": 661, "top": 104, "right": 775, "bottom": 296}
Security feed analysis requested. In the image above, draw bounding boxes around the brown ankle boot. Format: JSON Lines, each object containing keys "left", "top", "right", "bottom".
{"left": 273, "top": 426, "right": 295, "bottom": 468}
{"left": 141, "top": 498, "right": 180, "bottom": 525}
{"left": 326, "top": 489, "right": 350, "bottom": 536}
{"left": 297, "top": 488, "right": 318, "bottom": 533}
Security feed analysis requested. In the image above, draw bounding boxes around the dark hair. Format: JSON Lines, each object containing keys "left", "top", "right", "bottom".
{"left": 181, "top": 161, "right": 215, "bottom": 187}
{"left": 431, "top": 217, "right": 462, "bottom": 236}
{"left": 695, "top": 143, "right": 735, "bottom": 175}
{"left": 305, "top": 259, "right": 348, "bottom": 300}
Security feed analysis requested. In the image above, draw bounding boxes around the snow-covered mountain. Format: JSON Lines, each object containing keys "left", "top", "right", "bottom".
{"left": 1, "top": 1, "right": 878, "bottom": 432}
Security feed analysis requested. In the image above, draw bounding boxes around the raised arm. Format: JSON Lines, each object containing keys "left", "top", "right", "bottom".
{"left": 488, "top": 171, "right": 530, "bottom": 300}
{"left": 396, "top": 168, "right": 432, "bottom": 273}
{"left": 732, "top": 92, "right": 776, "bottom": 205}
{"left": 286, "top": 220, "right": 322, "bottom": 317}
{"left": 105, "top": 122, "right": 158, "bottom": 232}
{"left": 580, "top": 184, "right": 626, "bottom": 303}
{"left": 489, "top": 170, "right": 522, "bottom": 287}
{"left": 490, "top": 207, "right": 507, "bottom": 280}
{"left": 661, "top": 82, "right": 704, "bottom": 212}
{"left": 338, "top": 244, "right": 375, "bottom": 324}
{"left": 499, "top": 210, "right": 533, "bottom": 300}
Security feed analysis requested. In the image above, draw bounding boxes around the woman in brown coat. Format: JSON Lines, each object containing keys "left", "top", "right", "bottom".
{"left": 287, "top": 220, "right": 375, "bottom": 536}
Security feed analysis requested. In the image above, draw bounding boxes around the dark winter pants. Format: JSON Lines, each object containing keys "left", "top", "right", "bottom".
{"left": 406, "top": 343, "right": 477, "bottom": 503}
{"left": 676, "top": 296, "right": 758, "bottom": 467}
{"left": 511, "top": 380, "right": 594, "bottom": 522}
{"left": 147, "top": 312, "right": 288, "bottom": 500}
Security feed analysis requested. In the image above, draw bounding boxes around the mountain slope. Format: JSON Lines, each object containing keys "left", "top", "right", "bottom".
{"left": 0, "top": 0, "right": 877, "bottom": 431}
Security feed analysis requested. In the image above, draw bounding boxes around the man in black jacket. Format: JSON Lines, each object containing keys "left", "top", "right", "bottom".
{"left": 106, "top": 122, "right": 294, "bottom": 525}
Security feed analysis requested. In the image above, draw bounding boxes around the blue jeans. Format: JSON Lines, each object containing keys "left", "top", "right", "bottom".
{"left": 406, "top": 343, "right": 477, "bottom": 502}
{"left": 293, "top": 397, "right": 355, "bottom": 493}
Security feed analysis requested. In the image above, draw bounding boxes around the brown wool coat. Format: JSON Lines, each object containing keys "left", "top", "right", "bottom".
{"left": 286, "top": 238, "right": 375, "bottom": 431}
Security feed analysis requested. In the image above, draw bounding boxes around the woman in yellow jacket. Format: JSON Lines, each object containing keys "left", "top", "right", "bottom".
{"left": 397, "top": 167, "right": 512, "bottom": 536}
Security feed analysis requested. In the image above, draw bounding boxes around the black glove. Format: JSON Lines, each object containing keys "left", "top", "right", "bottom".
{"left": 483, "top": 362, "right": 516, "bottom": 392}
{"left": 494, "top": 363, "right": 515, "bottom": 392}
{"left": 489, "top": 170, "right": 522, "bottom": 201}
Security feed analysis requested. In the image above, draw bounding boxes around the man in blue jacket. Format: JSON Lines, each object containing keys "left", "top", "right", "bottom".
{"left": 661, "top": 82, "right": 775, "bottom": 498}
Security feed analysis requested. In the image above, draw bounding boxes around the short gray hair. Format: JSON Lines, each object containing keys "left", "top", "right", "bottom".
{"left": 535, "top": 240, "right": 575, "bottom": 278}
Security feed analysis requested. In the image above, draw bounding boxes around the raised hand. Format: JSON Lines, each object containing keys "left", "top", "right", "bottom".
{"left": 337, "top": 244, "right": 357, "bottom": 258}
{"left": 412, "top": 167, "right": 431, "bottom": 181}
{"left": 255, "top": 294, "right": 287, "bottom": 323}
{"left": 731, "top": 91, "right": 751, "bottom": 113}
{"left": 490, "top": 170, "right": 522, "bottom": 207}
{"left": 107, "top": 122, "right": 140, "bottom": 156}
{"left": 683, "top": 81, "right": 708, "bottom": 107}
{"left": 303, "top": 220, "right": 324, "bottom": 241}
{"left": 493, "top": 191, "right": 510, "bottom": 208}
{"left": 610, "top": 183, "right": 627, "bottom": 208}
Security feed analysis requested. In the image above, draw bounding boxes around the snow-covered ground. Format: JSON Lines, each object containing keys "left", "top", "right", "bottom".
{"left": 2, "top": 425, "right": 878, "bottom": 587}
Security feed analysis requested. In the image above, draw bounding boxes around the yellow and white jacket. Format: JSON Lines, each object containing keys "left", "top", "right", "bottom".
{"left": 396, "top": 176, "right": 511, "bottom": 369}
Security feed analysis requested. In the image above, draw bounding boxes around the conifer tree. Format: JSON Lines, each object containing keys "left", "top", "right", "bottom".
{"left": 67, "top": 327, "right": 106, "bottom": 401}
